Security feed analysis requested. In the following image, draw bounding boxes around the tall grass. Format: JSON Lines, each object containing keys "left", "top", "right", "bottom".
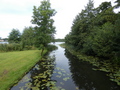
{"left": 0, "top": 43, "right": 36, "bottom": 52}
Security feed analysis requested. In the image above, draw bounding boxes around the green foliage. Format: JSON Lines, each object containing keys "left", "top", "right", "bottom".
{"left": 0, "top": 43, "right": 22, "bottom": 52}
{"left": 54, "top": 39, "right": 65, "bottom": 42}
{"left": 8, "top": 29, "right": 21, "bottom": 43}
{"left": 65, "top": 0, "right": 120, "bottom": 64}
{"left": 31, "top": 0, "right": 56, "bottom": 48}
{"left": 0, "top": 43, "right": 37, "bottom": 52}
{"left": 115, "top": 0, "right": 120, "bottom": 8}
{"left": 46, "top": 44, "right": 58, "bottom": 51}
{"left": 6, "top": 1, "right": 56, "bottom": 52}
{"left": 21, "top": 26, "right": 35, "bottom": 47}
{"left": 59, "top": 43, "right": 65, "bottom": 48}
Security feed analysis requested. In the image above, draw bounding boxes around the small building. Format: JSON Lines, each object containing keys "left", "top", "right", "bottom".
{"left": 0, "top": 39, "right": 4, "bottom": 42}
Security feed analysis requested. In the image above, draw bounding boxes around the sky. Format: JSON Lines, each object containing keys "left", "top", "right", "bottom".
{"left": 0, "top": 0, "right": 117, "bottom": 39}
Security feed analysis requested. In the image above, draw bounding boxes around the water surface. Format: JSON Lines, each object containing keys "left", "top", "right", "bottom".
{"left": 11, "top": 42, "right": 120, "bottom": 90}
{"left": 0, "top": 42, "right": 8, "bottom": 44}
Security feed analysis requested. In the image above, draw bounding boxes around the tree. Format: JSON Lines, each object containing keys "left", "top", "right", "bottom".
{"left": 21, "top": 26, "right": 35, "bottom": 46}
{"left": 31, "top": 0, "right": 56, "bottom": 53}
{"left": 98, "top": 1, "right": 112, "bottom": 12}
{"left": 8, "top": 29, "right": 21, "bottom": 43}
{"left": 115, "top": 0, "right": 120, "bottom": 8}
{"left": 65, "top": 0, "right": 120, "bottom": 64}
{"left": 65, "top": 0, "right": 95, "bottom": 51}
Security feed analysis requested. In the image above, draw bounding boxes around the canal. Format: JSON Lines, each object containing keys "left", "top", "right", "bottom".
{"left": 11, "top": 42, "right": 120, "bottom": 90}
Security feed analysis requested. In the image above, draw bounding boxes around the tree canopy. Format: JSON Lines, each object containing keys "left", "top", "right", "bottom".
{"left": 65, "top": 0, "right": 120, "bottom": 64}
{"left": 8, "top": 29, "right": 21, "bottom": 43}
{"left": 7, "top": 0, "right": 56, "bottom": 52}
{"left": 31, "top": 0, "right": 56, "bottom": 49}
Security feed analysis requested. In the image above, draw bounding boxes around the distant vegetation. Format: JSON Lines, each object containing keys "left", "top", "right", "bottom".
{"left": 0, "top": 37, "right": 8, "bottom": 42}
{"left": 55, "top": 39, "right": 65, "bottom": 42}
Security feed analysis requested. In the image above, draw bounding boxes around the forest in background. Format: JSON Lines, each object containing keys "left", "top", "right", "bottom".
{"left": 65, "top": 0, "right": 120, "bottom": 64}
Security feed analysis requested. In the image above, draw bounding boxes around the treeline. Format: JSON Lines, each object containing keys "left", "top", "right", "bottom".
{"left": 65, "top": 0, "right": 120, "bottom": 64}
{"left": 55, "top": 39, "right": 65, "bottom": 42}
{"left": 0, "top": 37, "right": 8, "bottom": 42}
{"left": 0, "top": 27, "right": 37, "bottom": 52}
{"left": 0, "top": 0, "right": 56, "bottom": 52}
{"left": 7, "top": 27, "right": 36, "bottom": 49}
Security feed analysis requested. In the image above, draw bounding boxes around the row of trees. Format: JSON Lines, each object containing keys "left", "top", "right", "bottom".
{"left": 7, "top": 0, "right": 56, "bottom": 52}
{"left": 65, "top": 0, "right": 120, "bottom": 64}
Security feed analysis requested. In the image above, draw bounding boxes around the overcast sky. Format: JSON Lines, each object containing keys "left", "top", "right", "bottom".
{"left": 0, "top": 0, "right": 116, "bottom": 39}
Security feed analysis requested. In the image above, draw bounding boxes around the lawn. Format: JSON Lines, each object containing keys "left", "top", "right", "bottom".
{"left": 0, "top": 50, "right": 46, "bottom": 90}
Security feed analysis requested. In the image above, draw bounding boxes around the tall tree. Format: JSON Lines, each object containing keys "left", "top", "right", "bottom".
{"left": 8, "top": 29, "right": 21, "bottom": 43}
{"left": 65, "top": 0, "right": 95, "bottom": 51}
{"left": 31, "top": 0, "right": 56, "bottom": 52}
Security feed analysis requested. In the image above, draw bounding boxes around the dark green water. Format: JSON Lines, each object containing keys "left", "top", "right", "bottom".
{"left": 11, "top": 42, "right": 120, "bottom": 90}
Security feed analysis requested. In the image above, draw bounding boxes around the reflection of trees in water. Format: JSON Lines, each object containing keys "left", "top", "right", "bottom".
{"left": 65, "top": 49, "right": 120, "bottom": 90}
{"left": 30, "top": 55, "right": 57, "bottom": 90}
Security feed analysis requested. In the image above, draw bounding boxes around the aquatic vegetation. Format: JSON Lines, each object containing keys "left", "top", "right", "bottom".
{"left": 14, "top": 54, "right": 80, "bottom": 90}
{"left": 65, "top": 45, "right": 120, "bottom": 86}
{"left": 59, "top": 43, "right": 66, "bottom": 48}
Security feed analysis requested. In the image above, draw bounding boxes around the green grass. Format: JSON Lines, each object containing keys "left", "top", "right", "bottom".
{"left": 0, "top": 50, "right": 47, "bottom": 90}
{"left": 59, "top": 43, "right": 65, "bottom": 48}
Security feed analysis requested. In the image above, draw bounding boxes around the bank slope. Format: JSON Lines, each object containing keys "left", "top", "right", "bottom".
{"left": 0, "top": 50, "right": 46, "bottom": 90}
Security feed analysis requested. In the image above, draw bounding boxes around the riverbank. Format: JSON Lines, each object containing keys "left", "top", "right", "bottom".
{"left": 0, "top": 50, "right": 47, "bottom": 90}
{"left": 61, "top": 43, "right": 120, "bottom": 86}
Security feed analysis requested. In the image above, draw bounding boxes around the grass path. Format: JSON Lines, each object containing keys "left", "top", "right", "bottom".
{"left": 0, "top": 50, "right": 46, "bottom": 90}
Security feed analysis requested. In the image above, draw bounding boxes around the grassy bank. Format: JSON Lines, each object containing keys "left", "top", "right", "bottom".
{"left": 59, "top": 43, "right": 65, "bottom": 48}
{"left": 61, "top": 43, "right": 120, "bottom": 86}
{"left": 0, "top": 50, "right": 47, "bottom": 90}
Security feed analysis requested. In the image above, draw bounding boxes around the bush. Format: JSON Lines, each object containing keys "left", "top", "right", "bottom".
{"left": 46, "top": 44, "right": 58, "bottom": 51}
{"left": 0, "top": 43, "right": 37, "bottom": 52}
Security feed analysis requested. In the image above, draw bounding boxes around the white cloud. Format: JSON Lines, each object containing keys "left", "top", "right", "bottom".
{"left": 0, "top": 0, "right": 117, "bottom": 39}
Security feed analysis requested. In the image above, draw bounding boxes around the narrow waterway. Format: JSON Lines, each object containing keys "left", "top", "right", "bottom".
{"left": 11, "top": 42, "right": 120, "bottom": 90}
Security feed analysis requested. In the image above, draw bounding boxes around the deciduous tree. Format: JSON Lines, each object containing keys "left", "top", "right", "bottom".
{"left": 8, "top": 29, "right": 21, "bottom": 43}
{"left": 31, "top": 0, "right": 56, "bottom": 52}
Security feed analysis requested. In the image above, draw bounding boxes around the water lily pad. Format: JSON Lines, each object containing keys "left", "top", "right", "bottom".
{"left": 19, "top": 87, "right": 24, "bottom": 90}
{"left": 56, "top": 67, "right": 60, "bottom": 70}
{"left": 61, "top": 89, "right": 66, "bottom": 90}
{"left": 60, "top": 82, "right": 64, "bottom": 85}
{"left": 31, "top": 87, "right": 39, "bottom": 90}
{"left": 53, "top": 71, "right": 56, "bottom": 73}
{"left": 58, "top": 71, "right": 62, "bottom": 75}
{"left": 42, "top": 79, "right": 47, "bottom": 82}
{"left": 25, "top": 83, "right": 32, "bottom": 88}
{"left": 76, "top": 87, "right": 79, "bottom": 90}
{"left": 62, "top": 70, "right": 66, "bottom": 73}
{"left": 63, "top": 77, "right": 70, "bottom": 81}
{"left": 56, "top": 75, "right": 61, "bottom": 78}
